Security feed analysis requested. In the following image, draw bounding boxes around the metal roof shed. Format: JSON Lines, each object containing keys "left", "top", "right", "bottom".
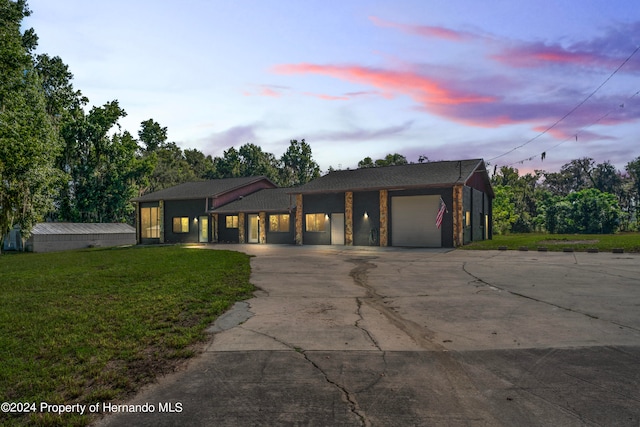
{"left": 25, "top": 223, "right": 136, "bottom": 253}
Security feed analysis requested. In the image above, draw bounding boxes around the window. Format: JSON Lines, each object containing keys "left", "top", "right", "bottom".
{"left": 225, "top": 215, "right": 239, "bottom": 228}
{"left": 269, "top": 214, "right": 290, "bottom": 232}
{"left": 305, "top": 213, "right": 326, "bottom": 232}
{"left": 173, "top": 217, "right": 189, "bottom": 233}
{"left": 141, "top": 207, "right": 160, "bottom": 238}
{"left": 465, "top": 211, "right": 471, "bottom": 227}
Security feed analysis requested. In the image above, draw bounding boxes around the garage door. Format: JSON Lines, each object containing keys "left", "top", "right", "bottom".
{"left": 391, "top": 195, "right": 442, "bottom": 247}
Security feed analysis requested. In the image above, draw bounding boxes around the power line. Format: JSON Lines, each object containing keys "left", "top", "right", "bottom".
{"left": 498, "top": 87, "right": 640, "bottom": 168}
{"left": 488, "top": 44, "right": 640, "bottom": 163}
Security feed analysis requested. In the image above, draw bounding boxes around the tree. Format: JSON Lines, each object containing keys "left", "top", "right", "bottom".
{"left": 0, "top": 0, "right": 62, "bottom": 249}
{"left": 279, "top": 139, "right": 320, "bottom": 186}
{"left": 357, "top": 153, "right": 408, "bottom": 168}
{"left": 138, "top": 118, "right": 168, "bottom": 152}
{"left": 184, "top": 148, "right": 216, "bottom": 179}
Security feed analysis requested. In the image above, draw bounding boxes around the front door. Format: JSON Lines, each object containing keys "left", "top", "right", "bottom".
{"left": 248, "top": 214, "right": 260, "bottom": 243}
{"left": 198, "top": 216, "right": 209, "bottom": 243}
{"left": 331, "top": 213, "right": 345, "bottom": 245}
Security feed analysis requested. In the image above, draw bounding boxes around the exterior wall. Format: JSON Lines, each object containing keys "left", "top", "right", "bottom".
{"left": 163, "top": 199, "right": 208, "bottom": 244}
{"left": 302, "top": 193, "right": 344, "bottom": 245}
{"left": 266, "top": 211, "right": 295, "bottom": 244}
{"left": 218, "top": 213, "right": 239, "bottom": 243}
{"left": 27, "top": 233, "right": 136, "bottom": 253}
{"left": 353, "top": 191, "right": 381, "bottom": 246}
{"left": 472, "top": 188, "right": 485, "bottom": 241}
{"left": 463, "top": 186, "right": 472, "bottom": 244}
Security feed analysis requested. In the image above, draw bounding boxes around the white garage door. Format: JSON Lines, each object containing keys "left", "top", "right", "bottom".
{"left": 391, "top": 195, "right": 442, "bottom": 247}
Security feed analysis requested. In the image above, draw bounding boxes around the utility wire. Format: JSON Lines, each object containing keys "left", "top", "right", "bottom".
{"left": 504, "top": 88, "right": 640, "bottom": 167}
{"left": 488, "top": 44, "right": 640, "bottom": 163}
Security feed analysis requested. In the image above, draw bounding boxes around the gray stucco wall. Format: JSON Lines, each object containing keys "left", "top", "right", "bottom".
{"left": 353, "top": 191, "right": 380, "bottom": 246}
{"left": 163, "top": 199, "right": 209, "bottom": 244}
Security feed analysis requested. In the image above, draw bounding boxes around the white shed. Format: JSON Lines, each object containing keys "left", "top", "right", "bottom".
{"left": 25, "top": 223, "right": 136, "bottom": 253}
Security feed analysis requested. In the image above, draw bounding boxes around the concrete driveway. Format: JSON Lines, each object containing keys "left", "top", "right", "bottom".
{"left": 96, "top": 245, "right": 640, "bottom": 426}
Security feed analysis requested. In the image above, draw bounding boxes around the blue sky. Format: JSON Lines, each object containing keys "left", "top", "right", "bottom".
{"left": 26, "top": 0, "right": 640, "bottom": 174}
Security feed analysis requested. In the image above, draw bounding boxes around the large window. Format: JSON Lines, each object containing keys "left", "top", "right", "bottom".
{"left": 173, "top": 217, "right": 189, "bottom": 233}
{"left": 305, "top": 213, "right": 326, "bottom": 232}
{"left": 141, "top": 207, "right": 160, "bottom": 238}
{"left": 269, "top": 214, "right": 290, "bottom": 232}
{"left": 225, "top": 215, "right": 239, "bottom": 228}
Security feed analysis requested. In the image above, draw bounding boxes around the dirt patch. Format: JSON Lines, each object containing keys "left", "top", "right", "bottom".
{"left": 538, "top": 239, "right": 599, "bottom": 245}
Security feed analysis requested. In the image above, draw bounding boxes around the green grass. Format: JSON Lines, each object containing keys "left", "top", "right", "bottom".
{"left": 0, "top": 245, "right": 254, "bottom": 426}
{"left": 463, "top": 232, "right": 640, "bottom": 252}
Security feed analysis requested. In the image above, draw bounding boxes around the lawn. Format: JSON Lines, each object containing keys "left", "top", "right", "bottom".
{"left": 0, "top": 245, "right": 254, "bottom": 427}
{"left": 463, "top": 232, "right": 640, "bottom": 252}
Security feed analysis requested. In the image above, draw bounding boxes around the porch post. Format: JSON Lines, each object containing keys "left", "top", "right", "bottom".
{"left": 238, "top": 212, "right": 245, "bottom": 244}
{"left": 295, "top": 194, "right": 303, "bottom": 245}
{"left": 379, "top": 190, "right": 388, "bottom": 246}
{"left": 345, "top": 191, "right": 353, "bottom": 246}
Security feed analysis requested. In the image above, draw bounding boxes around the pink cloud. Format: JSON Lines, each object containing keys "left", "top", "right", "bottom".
{"left": 303, "top": 92, "right": 350, "bottom": 101}
{"left": 369, "top": 16, "right": 472, "bottom": 42}
{"left": 273, "top": 63, "right": 495, "bottom": 108}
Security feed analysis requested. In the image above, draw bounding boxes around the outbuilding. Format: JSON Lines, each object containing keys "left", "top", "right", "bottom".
{"left": 24, "top": 223, "right": 136, "bottom": 253}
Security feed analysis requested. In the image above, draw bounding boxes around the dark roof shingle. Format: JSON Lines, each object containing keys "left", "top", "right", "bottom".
{"left": 212, "top": 188, "right": 295, "bottom": 213}
{"left": 292, "top": 159, "right": 486, "bottom": 193}
{"left": 132, "top": 176, "right": 273, "bottom": 202}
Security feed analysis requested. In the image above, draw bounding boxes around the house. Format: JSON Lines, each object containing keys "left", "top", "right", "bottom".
{"left": 211, "top": 188, "right": 296, "bottom": 244}
{"left": 131, "top": 176, "right": 277, "bottom": 244}
{"left": 131, "top": 159, "right": 493, "bottom": 248}
{"left": 24, "top": 223, "right": 136, "bottom": 253}
{"left": 290, "top": 159, "right": 493, "bottom": 247}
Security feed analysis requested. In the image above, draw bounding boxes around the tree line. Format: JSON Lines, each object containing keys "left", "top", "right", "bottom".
{"left": 492, "top": 157, "right": 640, "bottom": 234}
{"left": 1, "top": 1, "right": 324, "bottom": 241}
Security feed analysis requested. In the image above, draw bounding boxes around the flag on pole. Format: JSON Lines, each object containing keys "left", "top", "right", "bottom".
{"left": 436, "top": 197, "right": 447, "bottom": 229}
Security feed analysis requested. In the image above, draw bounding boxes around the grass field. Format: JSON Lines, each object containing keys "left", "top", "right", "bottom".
{"left": 463, "top": 232, "right": 640, "bottom": 252}
{"left": 0, "top": 245, "right": 254, "bottom": 427}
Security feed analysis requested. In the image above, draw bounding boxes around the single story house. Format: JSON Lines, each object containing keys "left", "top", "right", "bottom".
{"left": 23, "top": 223, "right": 136, "bottom": 253}
{"left": 131, "top": 176, "right": 277, "bottom": 244}
{"left": 290, "top": 159, "right": 493, "bottom": 247}
{"left": 131, "top": 159, "right": 493, "bottom": 248}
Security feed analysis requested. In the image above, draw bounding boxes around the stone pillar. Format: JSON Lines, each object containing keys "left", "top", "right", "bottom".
{"left": 238, "top": 212, "right": 245, "bottom": 244}
{"left": 453, "top": 185, "right": 463, "bottom": 247}
{"left": 295, "top": 194, "right": 303, "bottom": 245}
{"left": 345, "top": 191, "right": 353, "bottom": 246}
{"left": 259, "top": 212, "right": 266, "bottom": 244}
{"left": 211, "top": 213, "right": 218, "bottom": 243}
{"left": 158, "top": 200, "right": 165, "bottom": 243}
{"left": 379, "top": 190, "right": 388, "bottom": 247}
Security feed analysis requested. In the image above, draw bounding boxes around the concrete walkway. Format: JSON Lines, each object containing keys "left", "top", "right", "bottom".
{"left": 95, "top": 246, "right": 640, "bottom": 426}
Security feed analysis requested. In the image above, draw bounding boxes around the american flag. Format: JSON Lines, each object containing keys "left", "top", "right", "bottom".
{"left": 435, "top": 198, "right": 447, "bottom": 229}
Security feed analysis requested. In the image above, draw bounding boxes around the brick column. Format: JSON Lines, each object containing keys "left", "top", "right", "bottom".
{"left": 295, "top": 194, "right": 303, "bottom": 245}
{"left": 211, "top": 213, "right": 218, "bottom": 243}
{"left": 345, "top": 191, "right": 353, "bottom": 246}
{"left": 259, "top": 212, "right": 266, "bottom": 243}
{"left": 379, "top": 190, "right": 388, "bottom": 247}
{"left": 453, "top": 185, "right": 463, "bottom": 247}
{"left": 238, "top": 212, "right": 245, "bottom": 244}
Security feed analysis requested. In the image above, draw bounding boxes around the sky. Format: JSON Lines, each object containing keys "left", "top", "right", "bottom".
{"left": 25, "top": 0, "right": 640, "bottom": 175}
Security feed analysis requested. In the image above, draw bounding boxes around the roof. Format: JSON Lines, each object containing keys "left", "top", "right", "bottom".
{"left": 212, "top": 188, "right": 296, "bottom": 213}
{"left": 132, "top": 176, "right": 274, "bottom": 202}
{"left": 31, "top": 223, "right": 135, "bottom": 235}
{"left": 292, "top": 159, "right": 488, "bottom": 194}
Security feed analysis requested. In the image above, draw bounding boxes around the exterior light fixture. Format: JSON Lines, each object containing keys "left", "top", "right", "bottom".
{"left": 364, "top": 211, "right": 369, "bottom": 219}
